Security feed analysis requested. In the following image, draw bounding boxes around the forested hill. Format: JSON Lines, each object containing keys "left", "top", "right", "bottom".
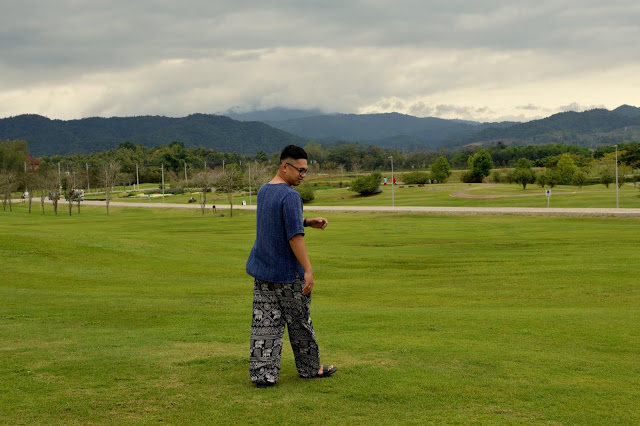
{"left": 463, "top": 106, "right": 640, "bottom": 146}
{"left": 263, "top": 106, "right": 640, "bottom": 149}
{"left": 3, "top": 105, "right": 640, "bottom": 157}
{"left": 265, "top": 112, "right": 515, "bottom": 149}
{"left": 0, "top": 114, "right": 305, "bottom": 157}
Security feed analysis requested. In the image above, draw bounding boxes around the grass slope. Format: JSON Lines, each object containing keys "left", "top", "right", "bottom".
{"left": 1, "top": 206, "right": 639, "bottom": 424}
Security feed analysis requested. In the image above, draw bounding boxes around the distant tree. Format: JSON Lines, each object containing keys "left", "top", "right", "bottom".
{"left": 462, "top": 149, "right": 494, "bottom": 183}
{"left": 43, "top": 170, "right": 61, "bottom": 215}
{"left": 62, "top": 174, "right": 75, "bottom": 216}
{"left": 218, "top": 163, "right": 242, "bottom": 217}
{"left": 511, "top": 158, "right": 537, "bottom": 189}
{"left": 193, "top": 168, "right": 218, "bottom": 216}
{"left": 555, "top": 153, "right": 578, "bottom": 185}
{"left": 255, "top": 150, "right": 269, "bottom": 164}
{"left": 349, "top": 172, "right": 383, "bottom": 195}
{"left": 600, "top": 168, "right": 614, "bottom": 188}
{"left": 619, "top": 143, "right": 640, "bottom": 168}
{"left": 450, "top": 152, "right": 469, "bottom": 169}
{"left": 572, "top": 170, "right": 588, "bottom": 188}
{"left": 538, "top": 169, "right": 560, "bottom": 188}
{"left": 102, "top": 162, "right": 120, "bottom": 215}
{"left": 118, "top": 141, "right": 136, "bottom": 151}
{"left": 247, "top": 162, "right": 272, "bottom": 196}
{"left": 430, "top": 156, "right": 451, "bottom": 183}
{"left": 34, "top": 170, "right": 52, "bottom": 214}
{"left": 0, "top": 139, "right": 29, "bottom": 173}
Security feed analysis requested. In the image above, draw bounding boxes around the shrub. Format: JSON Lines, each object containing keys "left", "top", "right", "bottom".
{"left": 294, "top": 183, "right": 315, "bottom": 203}
{"left": 461, "top": 170, "right": 483, "bottom": 183}
{"left": 349, "top": 172, "right": 383, "bottom": 195}
{"left": 492, "top": 171, "right": 502, "bottom": 183}
{"left": 403, "top": 171, "right": 430, "bottom": 184}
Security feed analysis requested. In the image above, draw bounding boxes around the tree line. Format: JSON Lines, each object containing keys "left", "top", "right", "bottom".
{"left": 2, "top": 138, "right": 639, "bottom": 214}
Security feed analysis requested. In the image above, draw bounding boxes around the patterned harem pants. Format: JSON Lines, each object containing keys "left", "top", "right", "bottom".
{"left": 249, "top": 276, "right": 320, "bottom": 384}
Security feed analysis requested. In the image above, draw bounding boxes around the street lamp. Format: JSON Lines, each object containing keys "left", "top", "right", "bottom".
{"left": 615, "top": 145, "right": 619, "bottom": 208}
{"left": 388, "top": 156, "right": 394, "bottom": 207}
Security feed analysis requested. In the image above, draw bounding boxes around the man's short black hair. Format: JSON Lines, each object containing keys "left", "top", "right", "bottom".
{"left": 280, "top": 145, "right": 308, "bottom": 162}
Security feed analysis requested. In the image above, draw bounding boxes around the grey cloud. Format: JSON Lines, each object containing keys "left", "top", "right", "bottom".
{"left": 1, "top": 0, "right": 640, "bottom": 120}
{"left": 517, "top": 104, "right": 542, "bottom": 111}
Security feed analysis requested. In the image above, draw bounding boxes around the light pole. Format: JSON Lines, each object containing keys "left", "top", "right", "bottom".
{"left": 388, "top": 156, "right": 394, "bottom": 207}
{"left": 615, "top": 145, "right": 619, "bottom": 208}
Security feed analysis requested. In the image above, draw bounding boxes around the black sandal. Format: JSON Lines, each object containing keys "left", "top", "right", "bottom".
{"left": 302, "top": 365, "right": 337, "bottom": 379}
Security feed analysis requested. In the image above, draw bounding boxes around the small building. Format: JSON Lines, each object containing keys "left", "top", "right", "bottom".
{"left": 26, "top": 156, "right": 40, "bottom": 171}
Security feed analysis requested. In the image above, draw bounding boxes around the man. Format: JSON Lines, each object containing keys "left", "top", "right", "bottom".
{"left": 246, "top": 145, "right": 337, "bottom": 388}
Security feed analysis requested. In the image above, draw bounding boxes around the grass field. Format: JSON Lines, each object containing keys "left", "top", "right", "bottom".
{"left": 79, "top": 181, "right": 640, "bottom": 210}
{"left": 1, "top": 205, "right": 639, "bottom": 424}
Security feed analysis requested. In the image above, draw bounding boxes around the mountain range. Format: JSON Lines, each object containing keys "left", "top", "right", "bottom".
{"left": 1, "top": 105, "right": 639, "bottom": 157}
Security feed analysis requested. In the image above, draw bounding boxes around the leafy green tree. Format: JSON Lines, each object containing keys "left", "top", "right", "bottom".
{"left": 572, "top": 170, "right": 588, "bottom": 188}
{"left": 619, "top": 143, "right": 640, "bottom": 168}
{"left": 538, "top": 169, "right": 560, "bottom": 188}
{"left": 255, "top": 150, "right": 269, "bottom": 163}
{"left": 0, "top": 139, "right": 29, "bottom": 173}
{"left": 555, "top": 153, "right": 578, "bottom": 185}
{"left": 349, "top": 172, "right": 383, "bottom": 195}
{"left": 463, "top": 149, "right": 494, "bottom": 183}
{"left": 430, "top": 156, "right": 451, "bottom": 183}
{"left": 600, "top": 168, "right": 614, "bottom": 188}
{"left": 511, "top": 158, "right": 537, "bottom": 189}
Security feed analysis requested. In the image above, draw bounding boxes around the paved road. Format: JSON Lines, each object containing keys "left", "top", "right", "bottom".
{"left": 45, "top": 199, "right": 640, "bottom": 217}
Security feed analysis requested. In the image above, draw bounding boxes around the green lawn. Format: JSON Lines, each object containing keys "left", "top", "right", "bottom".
{"left": 304, "top": 182, "right": 640, "bottom": 208}
{"left": 1, "top": 205, "right": 639, "bottom": 424}
{"left": 78, "top": 181, "right": 640, "bottom": 210}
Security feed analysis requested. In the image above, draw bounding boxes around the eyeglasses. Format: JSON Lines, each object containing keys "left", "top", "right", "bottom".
{"left": 285, "top": 162, "right": 308, "bottom": 176}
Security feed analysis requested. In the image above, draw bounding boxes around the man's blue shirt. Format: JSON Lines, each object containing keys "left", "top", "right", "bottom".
{"left": 246, "top": 183, "right": 305, "bottom": 283}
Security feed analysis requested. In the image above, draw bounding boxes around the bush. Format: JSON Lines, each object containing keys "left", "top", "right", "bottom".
{"left": 492, "top": 171, "right": 502, "bottom": 183}
{"left": 294, "top": 183, "right": 315, "bottom": 203}
{"left": 461, "top": 170, "right": 483, "bottom": 183}
{"left": 403, "top": 171, "right": 430, "bottom": 184}
{"left": 349, "top": 172, "right": 383, "bottom": 195}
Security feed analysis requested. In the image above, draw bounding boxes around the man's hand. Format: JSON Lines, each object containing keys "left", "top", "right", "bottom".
{"left": 302, "top": 271, "right": 314, "bottom": 295}
{"left": 307, "top": 217, "right": 328, "bottom": 230}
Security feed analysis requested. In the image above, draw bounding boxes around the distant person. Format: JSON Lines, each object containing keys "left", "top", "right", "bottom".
{"left": 393, "top": 176, "right": 396, "bottom": 185}
{"left": 384, "top": 177, "right": 388, "bottom": 185}
{"left": 246, "top": 144, "right": 337, "bottom": 388}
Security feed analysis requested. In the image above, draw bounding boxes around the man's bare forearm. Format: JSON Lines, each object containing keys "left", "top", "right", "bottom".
{"left": 289, "top": 234, "right": 311, "bottom": 273}
{"left": 289, "top": 234, "right": 314, "bottom": 294}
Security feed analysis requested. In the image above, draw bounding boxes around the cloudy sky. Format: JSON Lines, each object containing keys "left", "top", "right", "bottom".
{"left": 1, "top": 0, "right": 639, "bottom": 122}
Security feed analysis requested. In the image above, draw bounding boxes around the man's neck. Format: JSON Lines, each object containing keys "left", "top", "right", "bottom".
{"left": 269, "top": 173, "right": 289, "bottom": 185}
